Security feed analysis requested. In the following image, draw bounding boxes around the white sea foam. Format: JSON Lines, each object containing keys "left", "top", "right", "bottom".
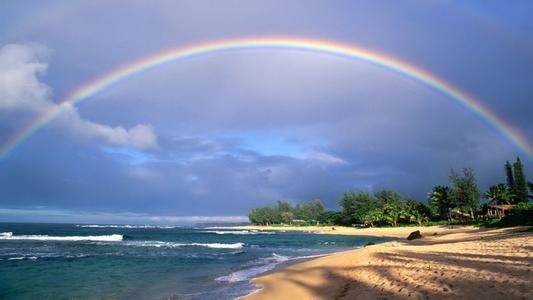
{"left": 125, "top": 241, "right": 245, "bottom": 249}
{"left": 291, "top": 254, "right": 329, "bottom": 260}
{"left": 76, "top": 225, "right": 177, "bottom": 229}
{"left": 202, "top": 230, "right": 275, "bottom": 235}
{"left": 8, "top": 256, "right": 38, "bottom": 260}
{"left": 321, "top": 241, "right": 336, "bottom": 245}
{"left": 216, "top": 253, "right": 328, "bottom": 283}
{"left": 0, "top": 233, "right": 123, "bottom": 242}
{"left": 215, "top": 253, "right": 289, "bottom": 282}
{"left": 4, "top": 253, "right": 91, "bottom": 260}
{"left": 187, "top": 242, "right": 245, "bottom": 249}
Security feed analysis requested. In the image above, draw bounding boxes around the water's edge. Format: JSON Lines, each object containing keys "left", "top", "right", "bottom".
{"left": 238, "top": 247, "right": 365, "bottom": 299}
{"left": 0, "top": 224, "right": 394, "bottom": 299}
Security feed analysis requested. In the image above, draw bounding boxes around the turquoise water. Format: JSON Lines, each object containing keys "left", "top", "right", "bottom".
{"left": 0, "top": 223, "right": 392, "bottom": 299}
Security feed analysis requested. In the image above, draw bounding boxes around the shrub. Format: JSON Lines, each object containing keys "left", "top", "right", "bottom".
{"left": 495, "top": 203, "right": 533, "bottom": 227}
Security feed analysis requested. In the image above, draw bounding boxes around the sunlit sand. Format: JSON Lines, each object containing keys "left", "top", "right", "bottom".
{"left": 236, "top": 226, "right": 532, "bottom": 299}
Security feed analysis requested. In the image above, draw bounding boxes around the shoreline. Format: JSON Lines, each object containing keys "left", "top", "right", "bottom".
{"left": 237, "top": 248, "right": 363, "bottom": 300}
{"left": 233, "top": 225, "right": 532, "bottom": 300}
{"left": 219, "top": 224, "right": 480, "bottom": 238}
{"left": 236, "top": 252, "right": 335, "bottom": 300}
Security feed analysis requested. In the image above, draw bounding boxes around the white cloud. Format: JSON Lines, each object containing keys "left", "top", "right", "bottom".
{"left": 0, "top": 43, "right": 50, "bottom": 111}
{"left": 57, "top": 106, "right": 157, "bottom": 149}
{"left": 0, "top": 43, "right": 157, "bottom": 149}
{"left": 298, "top": 150, "right": 348, "bottom": 166}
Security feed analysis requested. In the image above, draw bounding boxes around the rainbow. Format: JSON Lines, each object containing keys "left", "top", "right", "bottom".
{"left": 1, "top": 37, "right": 531, "bottom": 159}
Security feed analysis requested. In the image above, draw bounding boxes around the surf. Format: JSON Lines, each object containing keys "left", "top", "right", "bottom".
{"left": 0, "top": 232, "right": 123, "bottom": 242}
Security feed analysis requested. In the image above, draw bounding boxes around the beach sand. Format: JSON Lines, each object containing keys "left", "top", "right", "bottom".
{"left": 225, "top": 224, "right": 480, "bottom": 238}
{"left": 238, "top": 226, "right": 532, "bottom": 300}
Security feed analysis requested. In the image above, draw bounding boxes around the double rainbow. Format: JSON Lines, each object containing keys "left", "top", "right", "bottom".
{"left": 1, "top": 37, "right": 531, "bottom": 159}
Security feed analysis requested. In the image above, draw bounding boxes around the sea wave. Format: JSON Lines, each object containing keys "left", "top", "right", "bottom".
{"left": 215, "top": 253, "right": 327, "bottom": 283}
{"left": 0, "top": 232, "right": 123, "bottom": 242}
{"left": 2, "top": 252, "right": 92, "bottom": 260}
{"left": 76, "top": 225, "right": 178, "bottom": 229}
{"left": 7, "top": 256, "right": 38, "bottom": 261}
{"left": 215, "top": 253, "right": 289, "bottom": 282}
{"left": 202, "top": 230, "right": 275, "bottom": 235}
{"left": 184, "top": 242, "right": 245, "bottom": 249}
{"left": 125, "top": 241, "right": 245, "bottom": 249}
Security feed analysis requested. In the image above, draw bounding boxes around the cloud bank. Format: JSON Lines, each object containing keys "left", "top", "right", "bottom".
{"left": 0, "top": 1, "right": 531, "bottom": 222}
{"left": 0, "top": 43, "right": 157, "bottom": 149}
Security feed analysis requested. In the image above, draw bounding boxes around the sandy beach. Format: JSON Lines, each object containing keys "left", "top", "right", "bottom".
{"left": 225, "top": 225, "right": 481, "bottom": 238}
{"left": 237, "top": 225, "right": 532, "bottom": 300}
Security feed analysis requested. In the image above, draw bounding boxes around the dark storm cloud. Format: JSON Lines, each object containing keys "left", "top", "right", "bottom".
{"left": 0, "top": 1, "right": 532, "bottom": 223}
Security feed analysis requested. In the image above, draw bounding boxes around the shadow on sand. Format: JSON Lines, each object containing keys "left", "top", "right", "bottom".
{"left": 252, "top": 227, "right": 531, "bottom": 300}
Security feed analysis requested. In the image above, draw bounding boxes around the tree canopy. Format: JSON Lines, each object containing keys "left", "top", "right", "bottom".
{"left": 248, "top": 157, "right": 530, "bottom": 227}
{"left": 248, "top": 199, "right": 325, "bottom": 225}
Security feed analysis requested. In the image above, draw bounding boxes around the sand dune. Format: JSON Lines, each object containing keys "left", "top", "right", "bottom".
{"left": 241, "top": 226, "right": 532, "bottom": 300}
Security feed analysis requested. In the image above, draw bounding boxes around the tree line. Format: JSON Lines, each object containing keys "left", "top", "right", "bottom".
{"left": 248, "top": 157, "right": 532, "bottom": 227}
{"left": 248, "top": 199, "right": 325, "bottom": 225}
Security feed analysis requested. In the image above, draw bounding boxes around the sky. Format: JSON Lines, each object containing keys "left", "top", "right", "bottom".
{"left": 0, "top": 0, "right": 532, "bottom": 224}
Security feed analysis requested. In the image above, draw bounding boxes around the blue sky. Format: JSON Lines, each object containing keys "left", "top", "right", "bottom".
{"left": 0, "top": 1, "right": 532, "bottom": 224}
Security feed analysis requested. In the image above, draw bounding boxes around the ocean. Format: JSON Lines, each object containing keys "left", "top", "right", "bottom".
{"left": 0, "top": 223, "right": 393, "bottom": 299}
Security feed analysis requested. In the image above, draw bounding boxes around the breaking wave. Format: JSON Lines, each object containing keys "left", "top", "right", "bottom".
{"left": 202, "top": 230, "right": 275, "bottom": 235}
{"left": 215, "top": 253, "right": 327, "bottom": 282}
{"left": 0, "top": 232, "right": 123, "bottom": 242}
{"left": 125, "top": 241, "right": 245, "bottom": 249}
{"left": 215, "top": 253, "right": 289, "bottom": 282}
{"left": 7, "top": 256, "right": 38, "bottom": 261}
{"left": 76, "top": 225, "right": 178, "bottom": 229}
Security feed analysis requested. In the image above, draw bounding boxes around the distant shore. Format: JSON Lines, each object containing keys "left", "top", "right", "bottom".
{"left": 231, "top": 225, "right": 532, "bottom": 300}
{"left": 221, "top": 224, "right": 478, "bottom": 238}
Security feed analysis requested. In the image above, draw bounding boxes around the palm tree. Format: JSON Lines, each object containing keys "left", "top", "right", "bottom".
{"left": 485, "top": 183, "right": 512, "bottom": 205}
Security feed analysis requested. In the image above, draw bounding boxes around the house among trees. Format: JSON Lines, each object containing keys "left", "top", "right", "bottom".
{"left": 248, "top": 156, "right": 531, "bottom": 227}
{"left": 449, "top": 208, "right": 472, "bottom": 220}
{"left": 486, "top": 204, "right": 514, "bottom": 218}
{"left": 481, "top": 157, "right": 529, "bottom": 219}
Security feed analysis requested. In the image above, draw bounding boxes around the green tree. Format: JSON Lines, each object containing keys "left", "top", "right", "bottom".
{"left": 248, "top": 206, "right": 280, "bottom": 225}
{"left": 317, "top": 211, "right": 342, "bottom": 225}
{"left": 513, "top": 157, "right": 528, "bottom": 203}
{"left": 505, "top": 160, "right": 515, "bottom": 191}
{"left": 427, "top": 185, "right": 454, "bottom": 219}
{"left": 248, "top": 207, "right": 266, "bottom": 225}
{"left": 528, "top": 181, "right": 533, "bottom": 200}
{"left": 300, "top": 199, "right": 325, "bottom": 222}
{"left": 485, "top": 183, "right": 512, "bottom": 205}
{"left": 293, "top": 204, "right": 303, "bottom": 220}
{"left": 339, "top": 191, "right": 377, "bottom": 225}
{"left": 403, "top": 197, "right": 430, "bottom": 225}
{"left": 360, "top": 207, "right": 384, "bottom": 227}
{"left": 449, "top": 168, "right": 480, "bottom": 220}
{"left": 280, "top": 211, "right": 294, "bottom": 224}
{"left": 415, "top": 202, "right": 431, "bottom": 225}
{"left": 374, "top": 190, "right": 403, "bottom": 226}
{"left": 276, "top": 201, "right": 293, "bottom": 214}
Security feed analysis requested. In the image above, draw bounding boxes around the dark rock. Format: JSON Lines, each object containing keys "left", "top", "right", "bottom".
{"left": 407, "top": 230, "right": 422, "bottom": 240}
{"left": 364, "top": 241, "right": 375, "bottom": 247}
